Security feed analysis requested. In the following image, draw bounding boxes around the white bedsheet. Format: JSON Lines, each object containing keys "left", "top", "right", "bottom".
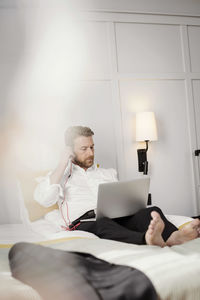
{"left": 50, "top": 236, "right": 200, "bottom": 300}
{"left": 0, "top": 213, "right": 193, "bottom": 244}
{"left": 0, "top": 220, "right": 98, "bottom": 244}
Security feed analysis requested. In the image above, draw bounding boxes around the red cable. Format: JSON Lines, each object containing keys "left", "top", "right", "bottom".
{"left": 60, "top": 161, "right": 73, "bottom": 231}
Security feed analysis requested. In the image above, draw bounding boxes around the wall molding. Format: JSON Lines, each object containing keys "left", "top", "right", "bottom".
{"left": 78, "top": 12, "right": 200, "bottom": 26}
{"left": 81, "top": 9, "right": 200, "bottom": 18}
{"left": 1, "top": 1, "right": 200, "bottom": 20}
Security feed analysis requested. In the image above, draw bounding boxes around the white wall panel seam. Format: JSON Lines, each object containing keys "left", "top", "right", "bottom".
{"left": 180, "top": 25, "right": 200, "bottom": 213}
{"left": 107, "top": 21, "right": 126, "bottom": 179}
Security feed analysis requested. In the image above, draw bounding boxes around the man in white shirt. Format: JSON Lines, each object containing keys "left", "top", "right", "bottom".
{"left": 34, "top": 126, "right": 200, "bottom": 247}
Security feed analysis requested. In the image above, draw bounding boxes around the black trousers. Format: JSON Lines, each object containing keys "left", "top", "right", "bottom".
{"left": 76, "top": 206, "right": 178, "bottom": 245}
{"left": 9, "top": 242, "right": 158, "bottom": 300}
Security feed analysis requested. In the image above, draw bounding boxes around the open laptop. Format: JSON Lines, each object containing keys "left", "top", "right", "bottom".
{"left": 96, "top": 177, "right": 150, "bottom": 219}
{"left": 81, "top": 177, "right": 150, "bottom": 222}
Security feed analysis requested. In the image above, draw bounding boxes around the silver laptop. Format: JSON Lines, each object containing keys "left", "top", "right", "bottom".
{"left": 96, "top": 177, "right": 150, "bottom": 220}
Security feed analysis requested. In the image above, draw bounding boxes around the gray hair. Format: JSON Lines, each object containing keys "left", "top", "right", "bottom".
{"left": 64, "top": 126, "right": 94, "bottom": 147}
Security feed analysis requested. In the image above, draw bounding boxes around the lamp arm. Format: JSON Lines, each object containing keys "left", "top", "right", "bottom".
{"left": 145, "top": 140, "right": 149, "bottom": 152}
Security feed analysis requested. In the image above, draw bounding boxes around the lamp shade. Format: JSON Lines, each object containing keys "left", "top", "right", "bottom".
{"left": 136, "top": 111, "right": 158, "bottom": 141}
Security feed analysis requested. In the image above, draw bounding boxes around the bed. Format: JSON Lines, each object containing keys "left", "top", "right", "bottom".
{"left": 1, "top": 217, "right": 200, "bottom": 300}
{"left": 1, "top": 170, "right": 200, "bottom": 300}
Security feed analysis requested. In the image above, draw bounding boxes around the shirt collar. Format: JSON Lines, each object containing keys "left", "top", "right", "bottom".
{"left": 72, "top": 162, "right": 97, "bottom": 173}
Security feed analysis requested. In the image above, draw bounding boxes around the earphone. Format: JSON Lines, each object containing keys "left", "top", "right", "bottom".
{"left": 60, "top": 158, "right": 76, "bottom": 231}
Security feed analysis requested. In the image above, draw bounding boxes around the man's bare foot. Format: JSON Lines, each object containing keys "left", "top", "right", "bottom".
{"left": 166, "top": 219, "right": 200, "bottom": 246}
{"left": 145, "top": 211, "right": 166, "bottom": 247}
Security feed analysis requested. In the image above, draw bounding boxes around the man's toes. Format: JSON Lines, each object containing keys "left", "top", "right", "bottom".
{"left": 148, "top": 224, "right": 154, "bottom": 233}
{"left": 151, "top": 211, "right": 159, "bottom": 219}
{"left": 192, "top": 219, "right": 200, "bottom": 227}
{"left": 149, "top": 220, "right": 156, "bottom": 230}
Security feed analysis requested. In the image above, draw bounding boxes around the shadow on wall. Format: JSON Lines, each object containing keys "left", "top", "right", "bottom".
{"left": 0, "top": 7, "right": 27, "bottom": 224}
{"left": 0, "top": 7, "right": 26, "bottom": 166}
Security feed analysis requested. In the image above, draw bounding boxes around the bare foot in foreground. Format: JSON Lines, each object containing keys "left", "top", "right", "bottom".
{"left": 166, "top": 219, "right": 200, "bottom": 246}
{"left": 145, "top": 211, "right": 166, "bottom": 247}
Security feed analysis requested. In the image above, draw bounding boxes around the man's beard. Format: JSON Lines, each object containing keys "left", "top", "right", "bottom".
{"left": 73, "top": 156, "right": 94, "bottom": 169}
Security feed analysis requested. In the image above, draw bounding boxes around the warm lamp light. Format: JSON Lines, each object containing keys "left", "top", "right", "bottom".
{"left": 136, "top": 111, "right": 158, "bottom": 175}
{"left": 136, "top": 112, "right": 158, "bottom": 142}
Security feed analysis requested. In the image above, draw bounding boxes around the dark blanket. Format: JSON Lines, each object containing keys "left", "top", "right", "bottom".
{"left": 9, "top": 242, "right": 158, "bottom": 300}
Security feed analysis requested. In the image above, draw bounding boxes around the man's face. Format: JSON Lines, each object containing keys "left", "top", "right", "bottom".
{"left": 72, "top": 135, "right": 94, "bottom": 170}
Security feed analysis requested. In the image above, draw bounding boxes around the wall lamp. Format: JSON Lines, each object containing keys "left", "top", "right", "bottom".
{"left": 136, "top": 111, "right": 158, "bottom": 175}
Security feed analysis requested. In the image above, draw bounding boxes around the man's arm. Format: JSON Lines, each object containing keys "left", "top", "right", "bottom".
{"left": 34, "top": 147, "right": 74, "bottom": 207}
{"left": 50, "top": 147, "right": 74, "bottom": 184}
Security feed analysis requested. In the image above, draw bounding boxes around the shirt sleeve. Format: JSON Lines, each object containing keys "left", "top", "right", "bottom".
{"left": 34, "top": 172, "right": 64, "bottom": 207}
{"left": 110, "top": 168, "right": 118, "bottom": 181}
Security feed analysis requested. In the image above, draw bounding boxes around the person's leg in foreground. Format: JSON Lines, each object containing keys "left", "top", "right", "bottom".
{"left": 9, "top": 242, "right": 158, "bottom": 300}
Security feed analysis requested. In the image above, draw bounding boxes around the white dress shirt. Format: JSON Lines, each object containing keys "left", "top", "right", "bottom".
{"left": 34, "top": 163, "right": 118, "bottom": 228}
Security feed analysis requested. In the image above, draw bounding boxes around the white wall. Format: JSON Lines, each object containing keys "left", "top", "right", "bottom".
{"left": 1, "top": 0, "right": 200, "bottom": 216}
{"left": 74, "top": 9, "right": 200, "bottom": 216}
{"left": 114, "top": 20, "right": 200, "bottom": 216}
{"left": 0, "top": 7, "right": 118, "bottom": 171}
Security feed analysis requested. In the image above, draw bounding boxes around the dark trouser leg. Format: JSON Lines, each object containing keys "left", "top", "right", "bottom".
{"left": 9, "top": 242, "right": 99, "bottom": 300}
{"left": 77, "top": 206, "right": 178, "bottom": 244}
{"left": 77, "top": 217, "right": 146, "bottom": 245}
{"left": 115, "top": 206, "right": 178, "bottom": 242}
{"left": 9, "top": 242, "right": 158, "bottom": 300}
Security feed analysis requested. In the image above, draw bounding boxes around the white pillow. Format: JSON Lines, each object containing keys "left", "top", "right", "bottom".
{"left": 0, "top": 173, "right": 29, "bottom": 225}
{"left": 166, "top": 214, "right": 193, "bottom": 229}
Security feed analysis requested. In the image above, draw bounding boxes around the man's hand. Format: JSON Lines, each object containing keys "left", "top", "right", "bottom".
{"left": 50, "top": 146, "right": 75, "bottom": 185}
{"left": 59, "top": 146, "right": 75, "bottom": 168}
